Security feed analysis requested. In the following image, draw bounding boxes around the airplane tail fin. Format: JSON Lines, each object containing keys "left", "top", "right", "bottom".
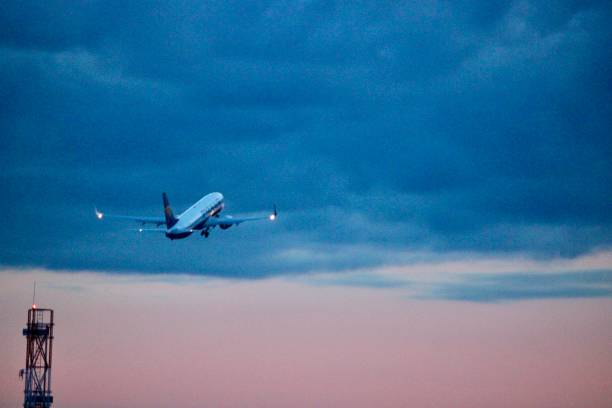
{"left": 162, "top": 192, "right": 178, "bottom": 228}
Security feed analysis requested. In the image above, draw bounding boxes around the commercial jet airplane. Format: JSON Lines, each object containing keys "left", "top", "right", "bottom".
{"left": 95, "top": 192, "right": 277, "bottom": 240}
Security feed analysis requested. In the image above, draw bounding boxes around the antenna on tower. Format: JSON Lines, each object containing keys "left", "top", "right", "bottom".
{"left": 32, "top": 281, "right": 37, "bottom": 309}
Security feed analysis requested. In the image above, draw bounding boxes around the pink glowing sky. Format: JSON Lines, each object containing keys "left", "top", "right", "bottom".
{"left": 1, "top": 264, "right": 611, "bottom": 408}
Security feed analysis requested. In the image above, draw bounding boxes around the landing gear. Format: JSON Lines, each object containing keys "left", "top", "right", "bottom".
{"left": 201, "top": 230, "right": 209, "bottom": 238}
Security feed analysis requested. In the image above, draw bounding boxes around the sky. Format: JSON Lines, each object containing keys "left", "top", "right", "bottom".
{"left": 1, "top": 0, "right": 612, "bottom": 407}
{"left": 1, "top": 269, "right": 611, "bottom": 408}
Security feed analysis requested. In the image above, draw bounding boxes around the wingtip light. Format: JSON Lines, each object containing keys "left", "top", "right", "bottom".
{"left": 269, "top": 204, "right": 277, "bottom": 221}
{"left": 95, "top": 208, "right": 104, "bottom": 220}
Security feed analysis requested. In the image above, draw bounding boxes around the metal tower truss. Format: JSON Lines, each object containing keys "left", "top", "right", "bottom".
{"left": 21, "top": 308, "right": 54, "bottom": 408}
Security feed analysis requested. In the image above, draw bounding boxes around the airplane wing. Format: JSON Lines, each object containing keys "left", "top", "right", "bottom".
{"left": 204, "top": 205, "right": 278, "bottom": 227}
{"left": 95, "top": 208, "right": 166, "bottom": 226}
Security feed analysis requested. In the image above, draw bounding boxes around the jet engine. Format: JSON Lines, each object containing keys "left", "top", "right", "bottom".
{"left": 219, "top": 215, "right": 233, "bottom": 230}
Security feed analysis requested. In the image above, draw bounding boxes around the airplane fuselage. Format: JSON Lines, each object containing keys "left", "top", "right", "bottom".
{"left": 166, "top": 192, "right": 224, "bottom": 240}
{"left": 96, "top": 191, "right": 276, "bottom": 240}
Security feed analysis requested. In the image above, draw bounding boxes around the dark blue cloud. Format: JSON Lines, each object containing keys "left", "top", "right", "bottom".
{"left": 304, "top": 268, "right": 612, "bottom": 302}
{"left": 427, "top": 269, "right": 612, "bottom": 302}
{"left": 1, "top": 1, "right": 611, "bottom": 278}
{"left": 309, "top": 273, "right": 408, "bottom": 289}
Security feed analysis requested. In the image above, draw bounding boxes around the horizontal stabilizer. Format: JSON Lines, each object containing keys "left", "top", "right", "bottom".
{"left": 134, "top": 228, "right": 168, "bottom": 233}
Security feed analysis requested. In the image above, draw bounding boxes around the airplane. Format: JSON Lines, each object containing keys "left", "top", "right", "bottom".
{"left": 95, "top": 192, "right": 277, "bottom": 240}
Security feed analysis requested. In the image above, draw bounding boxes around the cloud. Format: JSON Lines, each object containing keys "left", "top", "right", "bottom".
{"left": 1, "top": 1, "right": 611, "bottom": 278}
{"left": 427, "top": 270, "right": 612, "bottom": 302}
{"left": 301, "top": 250, "right": 612, "bottom": 302}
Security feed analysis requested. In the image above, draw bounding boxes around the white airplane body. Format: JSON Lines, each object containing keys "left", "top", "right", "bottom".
{"left": 96, "top": 192, "right": 277, "bottom": 240}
